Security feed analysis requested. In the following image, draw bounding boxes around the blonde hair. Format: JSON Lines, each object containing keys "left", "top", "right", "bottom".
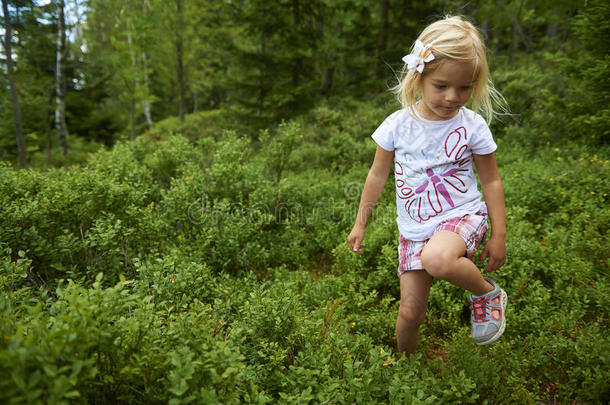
{"left": 392, "top": 16, "right": 507, "bottom": 123}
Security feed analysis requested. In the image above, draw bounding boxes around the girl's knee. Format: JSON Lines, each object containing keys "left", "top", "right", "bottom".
{"left": 421, "top": 248, "right": 455, "bottom": 278}
{"left": 398, "top": 300, "right": 427, "bottom": 326}
{"left": 421, "top": 231, "right": 467, "bottom": 278}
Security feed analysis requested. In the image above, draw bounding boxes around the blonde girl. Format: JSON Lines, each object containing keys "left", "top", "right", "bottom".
{"left": 347, "top": 16, "right": 508, "bottom": 355}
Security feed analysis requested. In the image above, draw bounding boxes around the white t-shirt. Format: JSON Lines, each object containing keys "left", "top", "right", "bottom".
{"left": 371, "top": 107, "right": 497, "bottom": 241}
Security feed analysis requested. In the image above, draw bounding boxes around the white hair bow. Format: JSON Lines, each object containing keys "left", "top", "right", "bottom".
{"left": 402, "top": 40, "right": 435, "bottom": 73}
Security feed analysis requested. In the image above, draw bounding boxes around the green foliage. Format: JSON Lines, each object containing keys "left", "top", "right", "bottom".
{"left": 488, "top": 1, "right": 610, "bottom": 147}
{"left": 4, "top": 0, "right": 603, "bottom": 167}
{"left": 1, "top": 91, "right": 608, "bottom": 402}
{"left": 557, "top": 0, "right": 610, "bottom": 143}
{"left": 149, "top": 109, "right": 242, "bottom": 142}
{"left": 259, "top": 121, "right": 303, "bottom": 183}
{"left": 0, "top": 275, "right": 252, "bottom": 404}
{"left": 2, "top": 2, "right": 610, "bottom": 400}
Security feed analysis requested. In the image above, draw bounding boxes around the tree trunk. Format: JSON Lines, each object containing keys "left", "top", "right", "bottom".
{"left": 2, "top": 0, "right": 28, "bottom": 168}
{"left": 71, "top": 0, "right": 84, "bottom": 45}
{"left": 45, "top": 88, "right": 53, "bottom": 165}
{"left": 493, "top": 0, "right": 504, "bottom": 56}
{"left": 322, "top": 60, "right": 335, "bottom": 94}
{"left": 292, "top": 0, "right": 301, "bottom": 88}
{"left": 129, "top": 97, "right": 135, "bottom": 140}
{"left": 175, "top": 0, "right": 185, "bottom": 122}
{"left": 127, "top": 26, "right": 136, "bottom": 139}
{"left": 481, "top": 18, "right": 490, "bottom": 46}
{"left": 127, "top": 20, "right": 153, "bottom": 133}
{"left": 55, "top": 0, "right": 69, "bottom": 155}
{"left": 141, "top": 52, "right": 153, "bottom": 129}
{"left": 140, "top": 2, "right": 153, "bottom": 130}
{"left": 512, "top": 0, "right": 532, "bottom": 57}
{"left": 322, "top": 23, "right": 342, "bottom": 94}
{"left": 376, "top": 0, "right": 389, "bottom": 78}
{"left": 258, "top": 30, "right": 265, "bottom": 116}
{"left": 545, "top": 9, "right": 561, "bottom": 39}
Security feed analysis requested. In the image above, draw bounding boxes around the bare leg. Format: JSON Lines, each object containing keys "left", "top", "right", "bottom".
{"left": 396, "top": 270, "right": 433, "bottom": 355}
{"left": 420, "top": 231, "right": 493, "bottom": 296}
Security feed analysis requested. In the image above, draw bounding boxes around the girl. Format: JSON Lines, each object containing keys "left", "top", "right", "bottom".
{"left": 347, "top": 16, "right": 508, "bottom": 355}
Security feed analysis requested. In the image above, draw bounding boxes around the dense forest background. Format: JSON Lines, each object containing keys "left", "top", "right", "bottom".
{"left": 1, "top": 0, "right": 609, "bottom": 404}
{"left": 1, "top": 0, "right": 607, "bottom": 165}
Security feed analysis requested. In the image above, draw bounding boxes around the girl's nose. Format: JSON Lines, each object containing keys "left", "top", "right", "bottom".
{"left": 445, "top": 88, "right": 458, "bottom": 102}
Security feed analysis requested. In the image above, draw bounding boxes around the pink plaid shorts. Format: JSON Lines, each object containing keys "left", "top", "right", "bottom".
{"left": 397, "top": 212, "right": 489, "bottom": 277}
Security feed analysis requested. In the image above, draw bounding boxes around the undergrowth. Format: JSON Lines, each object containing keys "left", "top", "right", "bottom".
{"left": 1, "top": 94, "right": 608, "bottom": 403}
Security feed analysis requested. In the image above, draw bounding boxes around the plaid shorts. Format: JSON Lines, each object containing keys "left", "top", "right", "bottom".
{"left": 397, "top": 212, "right": 489, "bottom": 277}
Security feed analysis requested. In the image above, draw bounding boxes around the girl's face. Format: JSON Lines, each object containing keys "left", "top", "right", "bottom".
{"left": 417, "top": 60, "right": 476, "bottom": 121}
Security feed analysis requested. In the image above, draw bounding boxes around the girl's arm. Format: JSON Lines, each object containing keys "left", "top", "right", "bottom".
{"left": 347, "top": 145, "right": 394, "bottom": 254}
{"left": 474, "top": 152, "right": 506, "bottom": 272}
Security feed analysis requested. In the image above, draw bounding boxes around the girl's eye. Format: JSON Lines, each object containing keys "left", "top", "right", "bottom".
{"left": 434, "top": 85, "right": 446, "bottom": 89}
{"left": 461, "top": 86, "right": 472, "bottom": 90}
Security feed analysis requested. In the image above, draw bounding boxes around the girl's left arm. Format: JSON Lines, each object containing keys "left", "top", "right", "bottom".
{"left": 474, "top": 152, "right": 506, "bottom": 273}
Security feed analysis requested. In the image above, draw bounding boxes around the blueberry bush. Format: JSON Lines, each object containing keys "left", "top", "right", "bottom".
{"left": 1, "top": 88, "right": 608, "bottom": 404}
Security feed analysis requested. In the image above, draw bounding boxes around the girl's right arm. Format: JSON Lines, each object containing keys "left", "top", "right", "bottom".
{"left": 347, "top": 145, "right": 394, "bottom": 254}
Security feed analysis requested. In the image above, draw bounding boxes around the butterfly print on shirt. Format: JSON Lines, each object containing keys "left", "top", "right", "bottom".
{"left": 395, "top": 126, "right": 471, "bottom": 223}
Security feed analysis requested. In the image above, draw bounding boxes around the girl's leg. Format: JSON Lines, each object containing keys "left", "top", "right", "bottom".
{"left": 420, "top": 230, "right": 493, "bottom": 296}
{"left": 396, "top": 270, "right": 433, "bottom": 355}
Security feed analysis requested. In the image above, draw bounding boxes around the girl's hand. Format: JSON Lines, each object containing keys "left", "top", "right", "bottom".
{"left": 479, "top": 235, "right": 506, "bottom": 273}
{"left": 346, "top": 146, "right": 393, "bottom": 255}
{"left": 347, "top": 225, "right": 366, "bottom": 254}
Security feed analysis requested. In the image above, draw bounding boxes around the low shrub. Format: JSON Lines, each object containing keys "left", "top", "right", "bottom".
{"left": 0, "top": 95, "right": 607, "bottom": 403}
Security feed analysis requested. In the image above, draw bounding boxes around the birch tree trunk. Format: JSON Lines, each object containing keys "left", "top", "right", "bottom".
{"left": 55, "top": 0, "right": 69, "bottom": 155}
{"left": 128, "top": 38, "right": 154, "bottom": 132}
{"left": 127, "top": 11, "right": 153, "bottom": 133}
{"left": 2, "top": 0, "right": 28, "bottom": 168}
{"left": 142, "top": 52, "right": 153, "bottom": 130}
